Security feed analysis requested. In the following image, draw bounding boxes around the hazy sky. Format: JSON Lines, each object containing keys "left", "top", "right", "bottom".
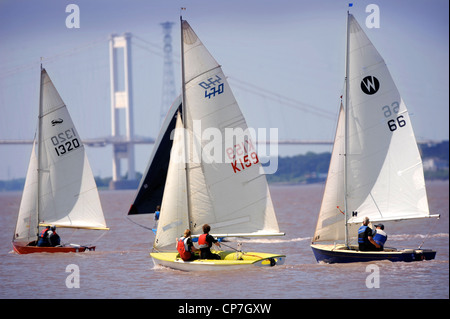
{"left": 0, "top": 0, "right": 448, "bottom": 180}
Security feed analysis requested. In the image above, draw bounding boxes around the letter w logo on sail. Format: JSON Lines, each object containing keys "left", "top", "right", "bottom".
{"left": 360, "top": 76, "right": 380, "bottom": 95}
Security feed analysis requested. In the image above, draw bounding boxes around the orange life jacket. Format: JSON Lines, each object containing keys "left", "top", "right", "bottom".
{"left": 197, "top": 234, "right": 210, "bottom": 249}
{"left": 39, "top": 227, "right": 50, "bottom": 238}
{"left": 177, "top": 237, "right": 192, "bottom": 261}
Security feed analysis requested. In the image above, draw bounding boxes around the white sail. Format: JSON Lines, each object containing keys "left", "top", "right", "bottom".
{"left": 14, "top": 140, "right": 39, "bottom": 243}
{"left": 181, "top": 20, "right": 282, "bottom": 238}
{"left": 313, "top": 14, "right": 435, "bottom": 244}
{"left": 154, "top": 112, "right": 189, "bottom": 249}
{"left": 345, "top": 14, "right": 431, "bottom": 224}
{"left": 37, "top": 69, "right": 108, "bottom": 230}
{"left": 313, "top": 105, "right": 346, "bottom": 242}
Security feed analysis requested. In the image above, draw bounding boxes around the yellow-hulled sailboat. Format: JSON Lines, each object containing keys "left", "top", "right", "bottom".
{"left": 128, "top": 17, "right": 285, "bottom": 271}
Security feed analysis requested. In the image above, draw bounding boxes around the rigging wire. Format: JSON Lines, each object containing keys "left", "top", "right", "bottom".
{"left": 417, "top": 216, "right": 440, "bottom": 249}
{"left": 0, "top": 36, "right": 108, "bottom": 79}
{"left": 125, "top": 216, "right": 155, "bottom": 232}
{"left": 1, "top": 32, "right": 339, "bottom": 126}
{"left": 228, "top": 77, "right": 337, "bottom": 121}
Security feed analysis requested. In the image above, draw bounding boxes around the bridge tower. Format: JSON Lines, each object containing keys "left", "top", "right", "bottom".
{"left": 109, "top": 33, "right": 138, "bottom": 189}
{"left": 160, "top": 22, "right": 177, "bottom": 127}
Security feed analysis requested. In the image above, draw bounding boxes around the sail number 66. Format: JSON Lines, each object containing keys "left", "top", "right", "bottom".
{"left": 382, "top": 101, "right": 407, "bottom": 132}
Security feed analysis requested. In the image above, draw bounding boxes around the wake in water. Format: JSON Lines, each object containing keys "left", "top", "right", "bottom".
{"left": 389, "top": 233, "right": 449, "bottom": 240}
{"left": 226, "top": 237, "right": 311, "bottom": 244}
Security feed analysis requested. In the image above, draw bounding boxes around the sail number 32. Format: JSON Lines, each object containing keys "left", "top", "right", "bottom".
{"left": 51, "top": 128, "right": 81, "bottom": 157}
{"left": 382, "top": 101, "right": 406, "bottom": 132}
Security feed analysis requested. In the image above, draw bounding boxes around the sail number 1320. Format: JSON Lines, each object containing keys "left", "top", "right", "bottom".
{"left": 51, "top": 128, "right": 81, "bottom": 157}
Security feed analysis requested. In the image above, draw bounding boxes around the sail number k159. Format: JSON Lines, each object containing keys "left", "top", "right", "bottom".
{"left": 51, "top": 128, "right": 81, "bottom": 156}
{"left": 382, "top": 101, "right": 407, "bottom": 132}
{"left": 226, "top": 140, "right": 259, "bottom": 174}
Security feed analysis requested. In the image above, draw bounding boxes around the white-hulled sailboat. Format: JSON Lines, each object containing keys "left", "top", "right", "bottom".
{"left": 128, "top": 17, "right": 285, "bottom": 271}
{"left": 310, "top": 13, "right": 439, "bottom": 263}
{"left": 12, "top": 67, "right": 109, "bottom": 254}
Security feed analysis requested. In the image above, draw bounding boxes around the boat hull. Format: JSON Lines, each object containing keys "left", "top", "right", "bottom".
{"left": 151, "top": 250, "right": 285, "bottom": 271}
{"left": 311, "top": 244, "right": 436, "bottom": 264}
{"left": 12, "top": 241, "right": 95, "bottom": 254}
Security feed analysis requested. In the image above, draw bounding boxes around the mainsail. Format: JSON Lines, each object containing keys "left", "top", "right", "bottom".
{"left": 313, "top": 14, "right": 436, "bottom": 244}
{"left": 181, "top": 20, "right": 281, "bottom": 238}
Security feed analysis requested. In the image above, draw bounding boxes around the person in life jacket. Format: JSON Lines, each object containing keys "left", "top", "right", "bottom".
{"left": 48, "top": 225, "right": 61, "bottom": 247}
{"left": 358, "top": 217, "right": 381, "bottom": 251}
{"left": 198, "top": 224, "right": 221, "bottom": 260}
{"left": 37, "top": 226, "right": 51, "bottom": 247}
{"left": 373, "top": 224, "right": 387, "bottom": 251}
{"left": 154, "top": 205, "right": 161, "bottom": 221}
{"left": 176, "top": 229, "right": 199, "bottom": 261}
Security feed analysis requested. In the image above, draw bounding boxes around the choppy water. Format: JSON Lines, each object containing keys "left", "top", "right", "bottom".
{"left": 0, "top": 181, "right": 448, "bottom": 300}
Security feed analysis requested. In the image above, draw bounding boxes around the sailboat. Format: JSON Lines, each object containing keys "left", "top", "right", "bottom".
{"left": 128, "top": 17, "right": 285, "bottom": 271}
{"left": 12, "top": 67, "right": 109, "bottom": 254}
{"left": 310, "top": 13, "right": 439, "bottom": 263}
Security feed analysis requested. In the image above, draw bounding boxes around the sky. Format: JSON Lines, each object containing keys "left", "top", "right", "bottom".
{"left": 0, "top": 0, "right": 448, "bottom": 181}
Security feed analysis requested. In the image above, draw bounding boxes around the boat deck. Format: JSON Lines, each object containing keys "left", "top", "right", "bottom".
{"left": 151, "top": 250, "right": 286, "bottom": 271}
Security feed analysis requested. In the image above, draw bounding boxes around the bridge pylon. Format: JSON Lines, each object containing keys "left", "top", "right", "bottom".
{"left": 109, "top": 33, "right": 139, "bottom": 190}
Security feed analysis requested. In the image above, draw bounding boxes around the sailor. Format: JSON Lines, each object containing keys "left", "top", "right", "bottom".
{"left": 176, "top": 229, "right": 199, "bottom": 261}
{"left": 358, "top": 217, "right": 380, "bottom": 251}
{"left": 48, "top": 225, "right": 61, "bottom": 247}
{"left": 37, "top": 226, "right": 51, "bottom": 247}
{"left": 154, "top": 205, "right": 161, "bottom": 221}
{"left": 198, "top": 224, "right": 221, "bottom": 260}
{"left": 373, "top": 224, "right": 387, "bottom": 251}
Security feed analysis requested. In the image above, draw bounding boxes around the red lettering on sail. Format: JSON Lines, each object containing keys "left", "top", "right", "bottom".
{"left": 226, "top": 140, "right": 258, "bottom": 174}
{"left": 230, "top": 152, "right": 259, "bottom": 174}
{"left": 231, "top": 161, "right": 241, "bottom": 173}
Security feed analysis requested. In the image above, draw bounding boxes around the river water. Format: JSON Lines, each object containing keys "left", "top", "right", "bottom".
{"left": 0, "top": 181, "right": 448, "bottom": 301}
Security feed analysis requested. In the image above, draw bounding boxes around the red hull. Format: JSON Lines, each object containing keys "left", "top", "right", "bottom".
{"left": 12, "top": 241, "right": 95, "bottom": 254}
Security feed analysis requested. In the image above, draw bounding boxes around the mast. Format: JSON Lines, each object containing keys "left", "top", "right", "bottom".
{"left": 37, "top": 65, "right": 44, "bottom": 238}
{"left": 180, "top": 14, "right": 193, "bottom": 230}
{"left": 343, "top": 11, "right": 350, "bottom": 247}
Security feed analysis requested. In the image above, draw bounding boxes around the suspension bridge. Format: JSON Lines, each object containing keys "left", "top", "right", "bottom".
{"left": 0, "top": 24, "right": 439, "bottom": 189}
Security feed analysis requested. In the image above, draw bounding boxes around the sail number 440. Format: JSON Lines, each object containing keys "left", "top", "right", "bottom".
{"left": 51, "top": 128, "right": 81, "bottom": 157}
{"left": 382, "top": 101, "right": 406, "bottom": 132}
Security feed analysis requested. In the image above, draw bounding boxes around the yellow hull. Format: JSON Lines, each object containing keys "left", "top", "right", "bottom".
{"left": 150, "top": 250, "right": 286, "bottom": 271}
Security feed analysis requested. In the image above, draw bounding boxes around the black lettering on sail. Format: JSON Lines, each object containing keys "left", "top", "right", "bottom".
{"left": 360, "top": 76, "right": 380, "bottom": 95}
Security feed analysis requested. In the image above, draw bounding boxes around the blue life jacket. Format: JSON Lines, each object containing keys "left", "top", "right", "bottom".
{"left": 373, "top": 230, "right": 387, "bottom": 247}
{"left": 358, "top": 225, "right": 370, "bottom": 244}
